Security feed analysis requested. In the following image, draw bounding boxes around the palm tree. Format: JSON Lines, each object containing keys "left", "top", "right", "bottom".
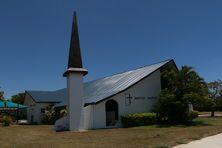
{"left": 157, "top": 65, "right": 208, "bottom": 123}
{"left": 162, "top": 65, "right": 207, "bottom": 102}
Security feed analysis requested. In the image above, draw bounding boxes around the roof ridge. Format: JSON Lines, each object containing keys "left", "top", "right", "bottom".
{"left": 26, "top": 90, "right": 54, "bottom": 93}
{"left": 26, "top": 59, "right": 176, "bottom": 104}
{"left": 26, "top": 59, "right": 173, "bottom": 93}
{"left": 85, "top": 59, "right": 172, "bottom": 84}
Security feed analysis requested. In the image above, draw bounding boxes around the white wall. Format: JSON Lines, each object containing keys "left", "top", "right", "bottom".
{"left": 24, "top": 69, "right": 161, "bottom": 127}
{"left": 24, "top": 94, "right": 50, "bottom": 124}
{"left": 80, "top": 105, "right": 93, "bottom": 130}
{"left": 92, "top": 70, "right": 161, "bottom": 129}
{"left": 67, "top": 73, "right": 85, "bottom": 131}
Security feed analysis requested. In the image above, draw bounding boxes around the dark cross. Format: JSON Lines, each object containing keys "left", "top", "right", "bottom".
{"left": 126, "top": 93, "right": 133, "bottom": 105}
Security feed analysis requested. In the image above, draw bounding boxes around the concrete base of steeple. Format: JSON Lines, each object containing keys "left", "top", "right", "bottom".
{"left": 67, "top": 72, "right": 85, "bottom": 131}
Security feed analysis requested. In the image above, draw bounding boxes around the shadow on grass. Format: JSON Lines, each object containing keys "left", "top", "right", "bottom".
{"left": 154, "top": 120, "right": 211, "bottom": 128}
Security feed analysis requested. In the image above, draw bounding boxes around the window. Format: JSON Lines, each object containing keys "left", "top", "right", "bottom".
{"left": 41, "top": 108, "right": 45, "bottom": 113}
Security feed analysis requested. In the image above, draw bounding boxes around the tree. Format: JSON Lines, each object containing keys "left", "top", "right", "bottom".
{"left": 11, "top": 92, "right": 25, "bottom": 104}
{"left": 208, "top": 80, "right": 222, "bottom": 117}
{"left": 0, "top": 90, "right": 4, "bottom": 100}
{"left": 156, "top": 65, "right": 209, "bottom": 123}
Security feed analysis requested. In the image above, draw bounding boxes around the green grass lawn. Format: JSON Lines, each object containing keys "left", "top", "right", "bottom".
{"left": 1, "top": 117, "right": 222, "bottom": 148}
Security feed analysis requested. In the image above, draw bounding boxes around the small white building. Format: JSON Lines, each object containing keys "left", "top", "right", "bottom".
{"left": 24, "top": 12, "right": 177, "bottom": 130}
{"left": 24, "top": 89, "right": 67, "bottom": 124}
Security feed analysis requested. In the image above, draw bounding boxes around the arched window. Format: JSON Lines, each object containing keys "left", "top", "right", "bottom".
{"left": 105, "top": 100, "right": 118, "bottom": 126}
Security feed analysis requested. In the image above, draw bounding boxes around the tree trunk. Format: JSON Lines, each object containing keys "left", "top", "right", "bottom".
{"left": 211, "top": 110, "right": 215, "bottom": 117}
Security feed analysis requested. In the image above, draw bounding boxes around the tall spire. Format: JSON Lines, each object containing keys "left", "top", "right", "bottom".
{"left": 68, "top": 12, "right": 83, "bottom": 68}
{"left": 55, "top": 11, "right": 88, "bottom": 132}
{"left": 63, "top": 12, "right": 88, "bottom": 77}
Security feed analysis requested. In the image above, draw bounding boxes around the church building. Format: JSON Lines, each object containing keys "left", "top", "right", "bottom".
{"left": 24, "top": 12, "right": 177, "bottom": 131}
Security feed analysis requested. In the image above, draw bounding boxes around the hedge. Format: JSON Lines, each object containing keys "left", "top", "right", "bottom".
{"left": 121, "top": 112, "right": 156, "bottom": 128}
{"left": 186, "top": 110, "right": 199, "bottom": 121}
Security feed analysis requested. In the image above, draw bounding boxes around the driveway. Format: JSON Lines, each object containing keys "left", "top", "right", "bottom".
{"left": 173, "top": 133, "right": 222, "bottom": 148}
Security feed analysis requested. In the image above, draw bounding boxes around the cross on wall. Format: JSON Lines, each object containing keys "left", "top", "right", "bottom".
{"left": 125, "top": 93, "right": 133, "bottom": 105}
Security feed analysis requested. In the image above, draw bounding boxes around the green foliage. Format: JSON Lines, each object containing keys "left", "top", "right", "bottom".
{"left": 11, "top": 92, "right": 25, "bottom": 104}
{"left": 208, "top": 80, "right": 222, "bottom": 97}
{"left": 2, "top": 116, "right": 11, "bottom": 126}
{"left": 215, "top": 96, "right": 222, "bottom": 110}
{"left": 121, "top": 112, "right": 156, "bottom": 127}
{"left": 186, "top": 110, "right": 199, "bottom": 121}
{"left": 156, "top": 65, "right": 208, "bottom": 123}
{"left": 0, "top": 91, "right": 4, "bottom": 100}
{"left": 156, "top": 89, "right": 187, "bottom": 123}
{"left": 42, "top": 106, "right": 68, "bottom": 124}
{"left": 59, "top": 109, "right": 68, "bottom": 117}
{"left": 194, "top": 97, "right": 215, "bottom": 111}
{"left": 42, "top": 105, "right": 56, "bottom": 124}
{"left": 207, "top": 80, "right": 222, "bottom": 116}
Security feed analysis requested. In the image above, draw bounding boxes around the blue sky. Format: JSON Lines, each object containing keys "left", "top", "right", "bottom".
{"left": 0, "top": 0, "right": 221, "bottom": 98}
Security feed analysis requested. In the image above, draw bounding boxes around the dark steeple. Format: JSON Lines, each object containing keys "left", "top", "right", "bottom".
{"left": 68, "top": 12, "right": 83, "bottom": 69}
{"left": 63, "top": 12, "right": 88, "bottom": 77}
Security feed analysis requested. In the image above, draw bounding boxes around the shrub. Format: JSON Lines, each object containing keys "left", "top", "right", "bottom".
{"left": 0, "top": 115, "right": 3, "bottom": 123}
{"left": 186, "top": 110, "right": 198, "bottom": 121}
{"left": 59, "top": 109, "right": 68, "bottom": 117}
{"left": 42, "top": 106, "right": 69, "bottom": 124}
{"left": 2, "top": 116, "right": 11, "bottom": 126}
{"left": 156, "top": 90, "right": 188, "bottom": 124}
{"left": 42, "top": 105, "right": 57, "bottom": 124}
{"left": 121, "top": 112, "right": 156, "bottom": 128}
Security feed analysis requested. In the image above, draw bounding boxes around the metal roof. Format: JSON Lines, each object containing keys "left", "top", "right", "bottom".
{"left": 27, "top": 59, "right": 174, "bottom": 107}
{"left": 26, "top": 89, "right": 67, "bottom": 103}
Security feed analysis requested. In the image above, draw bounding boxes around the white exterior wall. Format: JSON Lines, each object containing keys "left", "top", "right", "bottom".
{"left": 80, "top": 105, "right": 93, "bottom": 129}
{"left": 67, "top": 73, "right": 84, "bottom": 131}
{"left": 24, "top": 94, "right": 50, "bottom": 124}
{"left": 24, "top": 69, "right": 161, "bottom": 128}
{"left": 92, "top": 70, "right": 161, "bottom": 129}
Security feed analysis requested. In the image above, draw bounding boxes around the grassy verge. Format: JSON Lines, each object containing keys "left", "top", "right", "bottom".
{"left": 0, "top": 117, "right": 222, "bottom": 148}
{"left": 198, "top": 111, "right": 222, "bottom": 116}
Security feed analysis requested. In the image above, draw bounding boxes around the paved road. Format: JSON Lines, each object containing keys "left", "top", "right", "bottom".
{"left": 173, "top": 133, "right": 222, "bottom": 148}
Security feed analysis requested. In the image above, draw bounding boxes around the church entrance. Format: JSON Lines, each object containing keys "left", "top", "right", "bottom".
{"left": 105, "top": 100, "right": 118, "bottom": 126}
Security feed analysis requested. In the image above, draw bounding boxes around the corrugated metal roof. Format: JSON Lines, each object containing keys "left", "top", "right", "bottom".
{"left": 27, "top": 59, "right": 173, "bottom": 106}
{"left": 26, "top": 91, "right": 54, "bottom": 102}
{"left": 26, "top": 89, "right": 68, "bottom": 103}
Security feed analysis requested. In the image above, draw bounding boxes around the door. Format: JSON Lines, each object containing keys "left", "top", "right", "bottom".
{"left": 105, "top": 100, "right": 118, "bottom": 126}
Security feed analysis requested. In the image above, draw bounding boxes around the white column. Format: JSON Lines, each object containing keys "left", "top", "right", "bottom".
{"left": 67, "top": 73, "right": 84, "bottom": 131}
